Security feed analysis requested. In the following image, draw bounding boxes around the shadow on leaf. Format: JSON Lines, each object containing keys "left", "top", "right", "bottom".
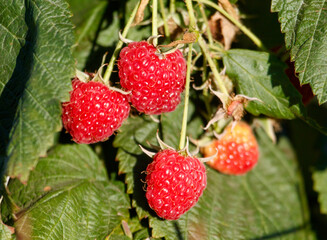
{"left": 250, "top": 222, "right": 310, "bottom": 240}
{"left": 173, "top": 221, "right": 184, "bottom": 240}
{"left": 131, "top": 150, "right": 157, "bottom": 217}
{"left": 0, "top": 0, "right": 36, "bottom": 178}
{"left": 267, "top": 54, "right": 305, "bottom": 114}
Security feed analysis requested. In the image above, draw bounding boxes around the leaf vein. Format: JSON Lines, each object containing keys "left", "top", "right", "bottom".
{"left": 25, "top": 88, "right": 58, "bottom": 124}
{"left": 301, "top": 1, "right": 325, "bottom": 76}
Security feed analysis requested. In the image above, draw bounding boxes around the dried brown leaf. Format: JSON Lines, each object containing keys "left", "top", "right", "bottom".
{"left": 208, "top": 1, "right": 239, "bottom": 49}
{"left": 133, "top": 0, "right": 150, "bottom": 26}
{"left": 219, "top": 0, "right": 238, "bottom": 19}
{"left": 159, "top": 32, "right": 198, "bottom": 48}
{"left": 158, "top": 17, "right": 184, "bottom": 39}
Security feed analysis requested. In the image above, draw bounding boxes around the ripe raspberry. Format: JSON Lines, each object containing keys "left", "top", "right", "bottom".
{"left": 201, "top": 121, "right": 259, "bottom": 175}
{"left": 62, "top": 79, "right": 130, "bottom": 144}
{"left": 145, "top": 149, "right": 207, "bottom": 220}
{"left": 118, "top": 41, "right": 186, "bottom": 115}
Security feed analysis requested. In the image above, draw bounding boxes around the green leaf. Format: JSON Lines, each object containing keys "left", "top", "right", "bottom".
{"left": 161, "top": 98, "right": 203, "bottom": 149}
{"left": 223, "top": 49, "right": 305, "bottom": 119}
{"left": 69, "top": 0, "right": 151, "bottom": 71}
{"left": 150, "top": 128, "right": 311, "bottom": 240}
{"left": 313, "top": 170, "right": 327, "bottom": 214}
{"left": 74, "top": 1, "right": 108, "bottom": 45}
{"left": 313, "top": 136, "right": 327, "bottom": 214}
{"left": 108, "top": 235, "right": 131, "bottom": 240}
{"left": 134, "top": 229, "right": 150, "bottom": 240}
{"left": 114, "top": 116, "right": 158, "bottom": 194}
{"left": 271, "top": 0, "right": 327, "bottom": 104}
{"left": 67, "top": 0, "right": 106, "bottom": 30}
{"left": 222, "top": 49, "right": 327, "bottom": 134}
{"left": 67, "top": 0, "right": 109, "bottom": 70}
{"left": 114, "top": 116, "right": 158, "bottom": 219}
{"left": 9, "top": 144, "right": 129, "bottom": 239}
{"left": 0, "top": 0, "right": 75, "bottom": 181}
{"left": 0, "top": 222, "right": 13, "bottom": 240}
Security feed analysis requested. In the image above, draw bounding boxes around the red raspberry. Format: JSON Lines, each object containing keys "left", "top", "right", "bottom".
{"left": 62, "top": 79, "right": 130, "bottom": 144}
{"left": 118, "top": 41, "right": 186, "bottom": 115}
{"left": 145, "top": 149, "right": 207, "bottom": 220}
{"left": 201, "top": 121, "right": 259, "bottom": 175}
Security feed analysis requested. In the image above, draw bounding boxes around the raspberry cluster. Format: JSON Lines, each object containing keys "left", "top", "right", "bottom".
{"left": 62, "top": 41, "right": 187, "bottom": 144}
{"left": 118, "top": 41, "right": 186, "bottom": 115}
{"left": 145, "top": 149, "right": 207, "bottom": 220}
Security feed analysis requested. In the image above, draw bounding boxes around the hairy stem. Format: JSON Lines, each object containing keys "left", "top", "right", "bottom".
{"left": 102, "top": 0, "right": 141, "bottom": 86}
{"left": 197, "top": 0, "right": 267, "bottom": 51}
{"left": 179, "top": 43, "right": 193, "bottom": 150}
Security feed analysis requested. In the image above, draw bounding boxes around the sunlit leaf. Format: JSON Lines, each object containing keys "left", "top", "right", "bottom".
{"left": 0, "top": 0, "right": 75, "bottom": 180}
{"left": 271, "top": 0, "right": 327, "bottom": 104}
{"left": 8, "top": 144, "right": 129, "bottom": 239}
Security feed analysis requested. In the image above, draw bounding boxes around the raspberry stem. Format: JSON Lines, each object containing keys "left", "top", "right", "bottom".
{"left": 152, "top": 0, "right": 158, "bottom": 46}
{"left": 198, "top": 36, "right": 229, "bottom": 95}
{"left": 159, "top": 0, "right": 170, "bottom": 38}
{"left": 102, "top": 0, "right": 141, "bottom": 86}
{"left": 199, "top": 3, "right": 214, "bottom": 45}
{"left": 179, "top": 0, "right": 197, "bottom": 150}
{"left": 185, "top": 0, "right": 196, "bottom": 31}
{"left": 179, "top": 43, "right": 193, "bottom": 150}
{"left": 196, "top": 0, "right": 267, "bottom": 51}
{"left": 170, "top": 0, "right": 175, "bottom": 15}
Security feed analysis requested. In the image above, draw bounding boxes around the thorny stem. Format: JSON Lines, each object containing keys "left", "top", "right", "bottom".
{"left": 198, "top": 35, "right": 229, "bottom": 94}
{"left": 159, "top": 0, "right": 170, "bottom": 38}
{"left": 152, "top": 0, "right": 158, "bottom": 46}
{"left": 102, "top": 0, "right": 141, "bottom": 85}
{"left": 197, "top": 0, "right": 267, "bottom": 51}
{"left": 179, "top": 43, "right": 193, "bottom": 150}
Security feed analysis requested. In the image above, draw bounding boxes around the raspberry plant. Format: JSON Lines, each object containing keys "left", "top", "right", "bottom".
{"left": 1, "top": 0, "right": 327, "bottom": 239}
